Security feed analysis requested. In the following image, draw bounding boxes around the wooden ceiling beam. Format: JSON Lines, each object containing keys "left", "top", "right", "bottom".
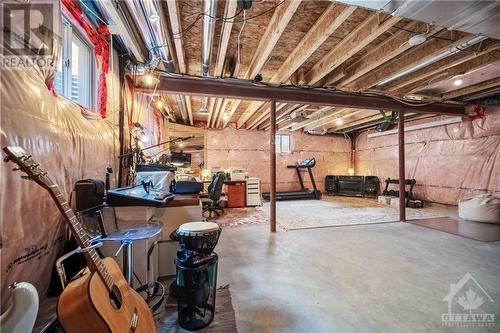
{"left": 318, "top": 109, "right": 376, "bottom": 131}
{"left": 439, "top": 77, "right": 500, "bottom": 101}
{"left": 349, "top": 32, "right": 475, "bottom": 91}
{"left": 302, "top": 13, "right": 402, "bottom": 85}
{"left": 209, "top": 0, "right": 237, "bottom": 128}
{"left": 289, "top": 106, "right": 336, "bottom": 131}
{"left": 248, "top": 103, "right": 294, "bottom": 130}
{"left": 145, "top": 74, "right": 467, "bottom": 115}
{"left": 263, "top": 105, "right": 309, "bottom": 130}
{"left": 222, "top": 0, "right": 301, "bottom": 128}
{"left": 327, "top": 112, "right": 382, "bottom": 132}
{"left": 244, "top": 0, "right": 302, "bottom": 80}
{"left": 402, "top": 52, "right": 500, "bottom": 95}
{"left": 166, "top": 0, "right": 193, "bottom": 124}
{"left": 303, "top": 108, "right": 362, "bottom": 132}
{"left": 387, "top": 42, "right": 500, "bottom": 93}
{"left": 236, "top": 3, "right": 356, "bottom": 128}
{"left": 334, "top": 23, "right": 443, "bottom": 87}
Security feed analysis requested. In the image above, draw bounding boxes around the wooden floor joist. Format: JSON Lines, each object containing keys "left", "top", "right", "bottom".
{"left": 166, "top": 0, "right": 193, "bottom": 125}
{"left": 333, "top": 23, "right": 443, "bottom": 87}
{"left": 209, "top": 0, "right": 237, "bottom": 128}
{"left": 440, "top": 77, "right": 500, "bottom": 100}
{"left": 302, "top": 13, "right": 402, "bottom": 85}
{"left": 222, "top": 0, "right": 301, "bottom": 128}
{"left": 348, "top": 33, "right": 476, "bottom": 91}
{"left": 236, "top": 3, "right": 356, "bottom": 128}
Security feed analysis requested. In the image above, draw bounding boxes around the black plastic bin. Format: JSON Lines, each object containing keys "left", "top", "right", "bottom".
{"left": 175, "top": 251, "right": 218, "bottom": 331}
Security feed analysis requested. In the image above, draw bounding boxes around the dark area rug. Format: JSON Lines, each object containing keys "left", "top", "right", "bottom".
{"left": 407, "top": 217, "right": 500, "bottom": 242}
{"left": 157, "top": 285, "right": 238, "bottom": 333}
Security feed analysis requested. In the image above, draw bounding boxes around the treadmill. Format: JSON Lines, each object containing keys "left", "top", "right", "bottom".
{"left": 263, "top": 157, "right": 322, "bottom": 201}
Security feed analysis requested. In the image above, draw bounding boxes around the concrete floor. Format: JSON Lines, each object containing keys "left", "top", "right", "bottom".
{"left": 216, "top": 222, "right": 500, "bottom": 332}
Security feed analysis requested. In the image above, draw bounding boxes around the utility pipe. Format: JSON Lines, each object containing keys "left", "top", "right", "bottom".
{"left": 398, "top": 111, "right": 406, "bottom": 221}
{"left": 270, "top": 100, "right": 277, "bottom": 232}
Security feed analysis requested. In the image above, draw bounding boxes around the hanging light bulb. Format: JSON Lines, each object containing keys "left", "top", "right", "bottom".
{"left": 157, "top": 99, "right": 164, "bottom": 108}
{"left": 141, "top": 134, "right": 149, "bottom": 143}
{"left": 336, "top": 118, "right": 343, "bottom": 126}
{"left": 222, "top": 112, "right": 229, "bottom": 121}
{"left": 453, "top": 74, "right": 464, "bottom": 86}
{"left": 145, "top": 73, "right": 154, "bottom": 86}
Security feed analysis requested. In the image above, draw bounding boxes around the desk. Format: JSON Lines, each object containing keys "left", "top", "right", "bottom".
{"left": 154, "top": 194, "right": 202, "bottom": 276}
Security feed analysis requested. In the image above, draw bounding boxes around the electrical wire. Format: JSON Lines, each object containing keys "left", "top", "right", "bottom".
{"left": 154, "top": 68, "right": 451, "bottom": 106}
{"left": 237, "top": 10, "right": 247, "bottom": 75}
{"left": 171, "top": 0, "right": 285, "bottom": 38}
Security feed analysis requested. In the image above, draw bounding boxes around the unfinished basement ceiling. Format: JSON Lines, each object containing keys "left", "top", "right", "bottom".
{"left": 123, "top": 0, "right": 500, "bottom": 133}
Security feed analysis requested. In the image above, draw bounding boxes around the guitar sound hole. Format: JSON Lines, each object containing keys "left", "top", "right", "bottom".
{"left": 109, "top": 285, "right": 123, "bottom": 310}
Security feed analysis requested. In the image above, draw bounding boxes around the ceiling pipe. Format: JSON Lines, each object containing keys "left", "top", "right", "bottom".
{"left": 124, "top": 0, "right": 175, "bottom": 72}
{"left": 201, "top": 0, "right": 217, "bottom": 77}
{"left": 199, "top": 0, "right": 217, "bottom": 115}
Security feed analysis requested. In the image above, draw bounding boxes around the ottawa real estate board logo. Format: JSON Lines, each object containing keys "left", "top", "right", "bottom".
{"left": 1, "top": 1, "right": 57, "bottom": 70}
{"left": 442, "top": 272, "right": 495, "bottom": 328}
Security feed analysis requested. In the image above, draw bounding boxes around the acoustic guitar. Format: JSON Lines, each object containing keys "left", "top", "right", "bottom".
{"left": 3, "top": 146, "right": 156, "bottom": 333}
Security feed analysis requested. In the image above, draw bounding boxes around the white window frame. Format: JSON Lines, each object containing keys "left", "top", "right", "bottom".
{"left": 275, "top": 134, "right": 291, "bottom": 154}
{"left": 57, "top": 13, "right": 97, "bottom": 111}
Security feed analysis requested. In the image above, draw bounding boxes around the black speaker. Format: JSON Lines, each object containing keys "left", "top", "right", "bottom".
{"left": 364, "top": 176, "right": 379, "bottom": 198}
{"left": 325, "top": 175, "right": 337, "bottom": 195}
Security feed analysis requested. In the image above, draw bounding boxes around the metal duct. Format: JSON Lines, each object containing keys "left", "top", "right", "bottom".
{"left": 125, "top": 0, "right": 175, "bottom": 71}
{"left": 201, "top": 0, "right": 217, "bottom": 76}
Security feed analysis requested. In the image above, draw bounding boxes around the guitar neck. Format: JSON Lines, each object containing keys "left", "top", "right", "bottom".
{"left": 48, "top": 184, "right": 114, "bottom": 290}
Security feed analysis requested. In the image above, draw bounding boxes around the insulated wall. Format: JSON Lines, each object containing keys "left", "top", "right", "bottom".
{"left": 0, "top": 3, "right": 116, "bottom": 309}
{"left": 206, "top": 126, "right": 351, "bottom": 192}
{"left": 355, "top": 110, "right": 500, "bottom": 205}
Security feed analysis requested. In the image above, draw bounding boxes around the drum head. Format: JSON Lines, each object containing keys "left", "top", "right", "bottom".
{"left": 178, "top": 222, "right": 220, "bottom": 235}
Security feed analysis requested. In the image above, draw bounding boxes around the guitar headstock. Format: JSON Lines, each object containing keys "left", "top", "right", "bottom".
{"left": 3, "top": 146, "right": 53, "bottom": 190}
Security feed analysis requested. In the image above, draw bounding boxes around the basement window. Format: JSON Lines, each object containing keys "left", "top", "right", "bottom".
{"left": 54, "top": 17, "right": 95, "bottom": 110}
{"left": 276, "top": 134, "right": 291, "bottom": 154}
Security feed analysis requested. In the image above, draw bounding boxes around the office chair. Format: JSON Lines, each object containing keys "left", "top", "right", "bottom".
{"left": 201, "top": 172, "right": 225, "bottom": 219}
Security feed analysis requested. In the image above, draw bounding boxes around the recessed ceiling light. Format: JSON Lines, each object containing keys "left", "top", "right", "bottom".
{"left": 157, "top": 100, "right": 164, "bottom": 108}
{"left": 336, "top": 119, "right": 343, "bottom": 126}
{"left": 453, "top": 74, "right": 464, "bottom": 86}
{"left": 149, "top": 13, "right": 160, "bottom": 22}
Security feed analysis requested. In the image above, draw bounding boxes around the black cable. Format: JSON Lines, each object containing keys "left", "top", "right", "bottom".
{"left": 392, "top": 26, "right": 454, "bottom": 42}
{"left": 153, "top": 68, "right": 447, "bottom": 107}
{"left": 171, "top": 0, "right": 285, "bottom": 38}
